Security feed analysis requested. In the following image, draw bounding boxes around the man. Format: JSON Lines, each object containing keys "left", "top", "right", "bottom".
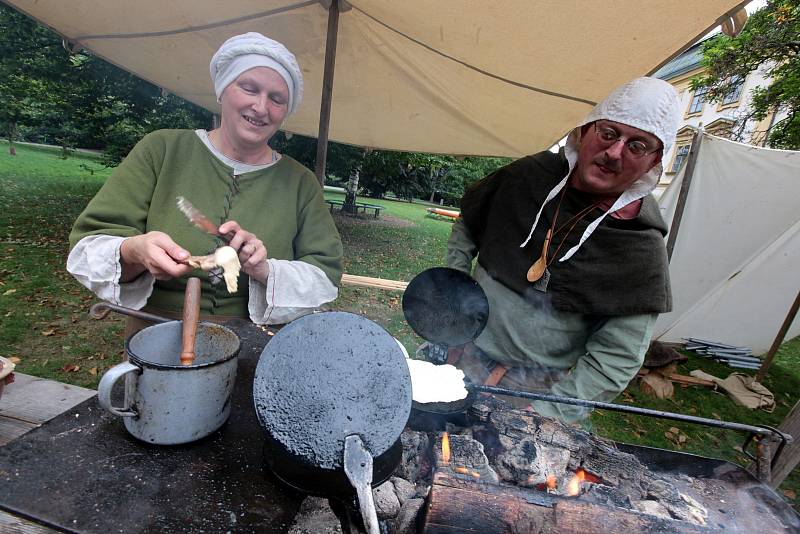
{"left": 445, "top": 77, "right": 680, "bottom": 422}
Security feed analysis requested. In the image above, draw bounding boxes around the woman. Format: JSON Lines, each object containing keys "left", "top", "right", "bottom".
{"left": 67, "top": 32, "right": 343, "bottom": 329}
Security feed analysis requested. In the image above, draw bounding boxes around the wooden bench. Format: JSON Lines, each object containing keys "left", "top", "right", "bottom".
{"left": 357, "top": 203, "right": 384, "bottom": 218}
{"left": 326, "top": 199, "right": 384, "bottom": 218}
{"left": 325, "top": 199, "right": 345, "bottom": 211}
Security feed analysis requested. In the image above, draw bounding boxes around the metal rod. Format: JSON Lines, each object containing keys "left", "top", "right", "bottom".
{"left": 89, "top": 302, "right": 171, "bottom": 324}
{"left": 473, "top": 385, "right": 788, "bottom": 440}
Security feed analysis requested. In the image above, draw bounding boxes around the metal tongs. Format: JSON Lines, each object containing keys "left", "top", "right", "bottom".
{"left": 343, "top": 434, "right": 380, "bottom": 534}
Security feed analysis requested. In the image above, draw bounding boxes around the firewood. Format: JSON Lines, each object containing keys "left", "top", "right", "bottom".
{"left": 423, "top": 471, "right": 716, "bottom": 533}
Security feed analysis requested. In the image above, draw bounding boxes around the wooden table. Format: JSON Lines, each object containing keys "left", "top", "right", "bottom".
{"left": 0, "top": 373, "right": 96, "bottom": 532}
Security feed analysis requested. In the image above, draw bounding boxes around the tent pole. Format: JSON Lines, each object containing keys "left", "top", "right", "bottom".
{"left": 314, "top": 0, "right": 341, "bottom": 187}
{"left": 666, "top": 129, "right": 702, "bottom": 262}
{"left": 756, "top": 289, "right": 800, "bottom": 383}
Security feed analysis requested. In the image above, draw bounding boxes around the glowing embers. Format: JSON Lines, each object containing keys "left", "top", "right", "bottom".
{"left": 531, "top": 468, "right": 603, "bottom": 496}
{"left": 441, "top": 431, "right": 451, "bottom": 464}
{"left": 436, "top": 431, "right": 496, "bottom": 482}
{"left": 566, "top": 469, "right": 586, "bottom": 496}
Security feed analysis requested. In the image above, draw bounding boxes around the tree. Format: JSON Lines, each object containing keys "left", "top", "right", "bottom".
{"left": 0, "top": 4, "right": 69, "bottom": 155}
{"left": 0, "top": 3, "right": 212, "bottom": 162}
{"left": 690, "top": 0, "right": 800, "bottom": 149}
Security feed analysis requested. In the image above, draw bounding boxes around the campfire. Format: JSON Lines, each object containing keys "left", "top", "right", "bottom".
{"left": 288, "top": 395, "right": 798, "bottom": 534}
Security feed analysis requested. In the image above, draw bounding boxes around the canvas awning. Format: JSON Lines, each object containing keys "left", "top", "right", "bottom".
{"left": 6, "top": 0, "right": 747, "bottom": 157}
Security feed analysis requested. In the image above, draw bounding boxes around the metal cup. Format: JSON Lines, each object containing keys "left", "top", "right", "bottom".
{"left": 97, "top": 321, "right": 240, "bottom": 445}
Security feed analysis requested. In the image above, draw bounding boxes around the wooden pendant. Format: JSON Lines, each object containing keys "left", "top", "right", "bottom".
{"left": 526, "top": 229, "right": 552, "bottom": 282}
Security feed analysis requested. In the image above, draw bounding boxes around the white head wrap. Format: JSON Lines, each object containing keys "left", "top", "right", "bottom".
{"left": 210, "top": 32, "right": 304, "bottom": 115}
{"left": 520, "top": 77, "right": 680, "bottom": 261}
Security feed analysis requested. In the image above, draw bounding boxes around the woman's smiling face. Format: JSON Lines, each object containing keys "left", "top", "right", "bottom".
{"left": 218, "top": 66, "right": 289, "bottom": 155}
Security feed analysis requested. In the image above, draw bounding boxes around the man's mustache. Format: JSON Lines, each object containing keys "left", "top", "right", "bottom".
{"left": 593, "top": 153, "right": 621, "bottom": 173}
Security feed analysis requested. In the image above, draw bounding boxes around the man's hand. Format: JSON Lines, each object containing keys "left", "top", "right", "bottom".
{"left": 218, "top": 221, "right": 269, "bottom": 284}
{"left": 120, "top": 231, "right": 193, "bottom": 282}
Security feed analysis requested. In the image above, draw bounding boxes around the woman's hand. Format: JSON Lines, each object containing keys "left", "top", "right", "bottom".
{"left": 218, "top": 221, "right": 269, "bottom": 284}
{"left": 119, "top": 231, "right": 193, "bottom": 282}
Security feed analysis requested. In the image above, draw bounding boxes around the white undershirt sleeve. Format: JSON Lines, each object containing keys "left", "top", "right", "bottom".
{"left": 66, "top": 235, "right": 154, "bottom": 309}
{"left": 248, "top": 258, "right": 338, "bottom": 325}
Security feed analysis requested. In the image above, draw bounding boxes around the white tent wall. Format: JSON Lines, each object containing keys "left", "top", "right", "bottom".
{"left": 655, "top": 133, "right": 800, "bottom": 353}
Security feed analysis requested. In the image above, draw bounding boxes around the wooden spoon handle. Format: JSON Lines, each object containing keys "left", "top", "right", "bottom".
{"left": 180, "top": 277, "right": 201, "bottom": 366}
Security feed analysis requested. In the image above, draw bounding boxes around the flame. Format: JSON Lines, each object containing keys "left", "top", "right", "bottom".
{"left": 441, "top": 432, "right": 451, "bottom": 464}
{"left": 546, "top": 475, "right": 557, "bottom": 490}
{"left": 452, "top": 466, "right": 481, "bottom": 479}
{"left": 566, "top": 469, "right": 586, "bottom": 497}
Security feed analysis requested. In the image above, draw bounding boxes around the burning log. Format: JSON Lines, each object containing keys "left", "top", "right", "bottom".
{"left": 431, "top": 397, "right": 715, "bottom": 527}
{"left": 434, "top": 431, "right": 499, "bottom": 484}
{"left": 423, "top": 471, "right": 716, "bottom": 533}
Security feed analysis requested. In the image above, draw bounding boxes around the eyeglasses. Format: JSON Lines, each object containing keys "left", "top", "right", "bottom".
{"left": 593, "top": 122, "right": 660, "bottom": 159}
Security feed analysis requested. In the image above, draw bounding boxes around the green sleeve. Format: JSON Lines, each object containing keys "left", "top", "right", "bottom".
{"left": 446, "top": 218, "right": 478, "bottom": 275}
{"left": 293, "top": 175, "right": 344, "bottom": 286}
{"left": 533, "top": 313, "right": 657, "bottom": 422}
{"left": 68, "top": 133, "right": 163, "bottom": 249}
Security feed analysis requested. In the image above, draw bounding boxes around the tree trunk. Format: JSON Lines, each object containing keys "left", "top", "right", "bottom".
{"left": 429, "top": 167, "right": 438, "bottom": 203}
{"left": 7, "top": 122, "right": 17, "bottom": 156}
{"left": 343, "top": 167, "right": 360, "bottom": 214}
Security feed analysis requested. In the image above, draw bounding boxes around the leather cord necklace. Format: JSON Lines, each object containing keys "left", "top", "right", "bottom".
{"left": 526, "top": 187, "right": 600, "bottom": 283}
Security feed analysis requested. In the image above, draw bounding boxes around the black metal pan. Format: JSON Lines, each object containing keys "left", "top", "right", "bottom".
{"left": 252, "top": 311, "right": 412, "bottom": 498}
{"left": 402, "top": 267, "right": 489, "bottom": 346}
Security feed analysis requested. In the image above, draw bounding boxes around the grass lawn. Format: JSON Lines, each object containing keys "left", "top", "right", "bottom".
{"left": 1, "top": 139, "right": 798, "bottom": 507}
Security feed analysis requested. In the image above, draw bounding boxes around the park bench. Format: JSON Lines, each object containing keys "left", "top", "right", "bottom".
{"left": 326, "top": 199, "right": 384, "bottom": 218}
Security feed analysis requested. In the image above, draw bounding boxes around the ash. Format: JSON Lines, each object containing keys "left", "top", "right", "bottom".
{"left": 289, "top": 396, "right": 793, "bottom": 533}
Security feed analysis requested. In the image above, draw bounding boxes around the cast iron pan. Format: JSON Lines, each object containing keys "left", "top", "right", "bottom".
{"left": 401, "top": 267, "right": 489, "bottom": 346}
{"left": 253, "top": 311, "right": 412, "bottom": 496}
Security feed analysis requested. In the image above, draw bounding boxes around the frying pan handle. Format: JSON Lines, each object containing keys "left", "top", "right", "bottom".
{"left": 180, "top": 277, "right": 201, "bottom": 366}
{"left": 89, "top": 302, "right": 171, "bottom": 324}
{"left": 97, "top": 362, "right": 140, "bottom": 418}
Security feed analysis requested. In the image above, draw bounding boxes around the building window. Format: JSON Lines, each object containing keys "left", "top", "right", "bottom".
{"left": 671, "top": 145, "right": 690, "bottom": 173}
{"left": 721, "top": 76, "right": 744, "bottom": 105}
{"left": 688, "top": 87, "right": 707, "bottom": 114}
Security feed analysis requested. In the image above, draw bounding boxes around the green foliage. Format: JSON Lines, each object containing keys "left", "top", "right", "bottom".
{"left": 0, "top": 3, "right": 212, "bottom": 163}
{"left": 691, "top": 0, "right": 800, "bottom": 148}
{"left": 271, "top": 131, "right": 511, "bottom": 205}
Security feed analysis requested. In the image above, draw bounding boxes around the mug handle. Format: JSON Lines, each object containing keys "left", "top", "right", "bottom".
{"left": 97, "top": 362, "right": 140, "bottom": 418}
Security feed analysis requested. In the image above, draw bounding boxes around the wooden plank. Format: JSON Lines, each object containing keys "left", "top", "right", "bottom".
{"left": 0, "top": 373, "right": 95, "bottom": 424}
{"left": 0, "top": 416, "right": 37, "bottom": 446}
{"left": 0, "top": 510, "right": 60, "bottom": 533}
{"left": 341, "top": 274, "right": 408, "bottom": 291}
{"left": 770, "top": 398, "right": 800, "bottom": 488}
